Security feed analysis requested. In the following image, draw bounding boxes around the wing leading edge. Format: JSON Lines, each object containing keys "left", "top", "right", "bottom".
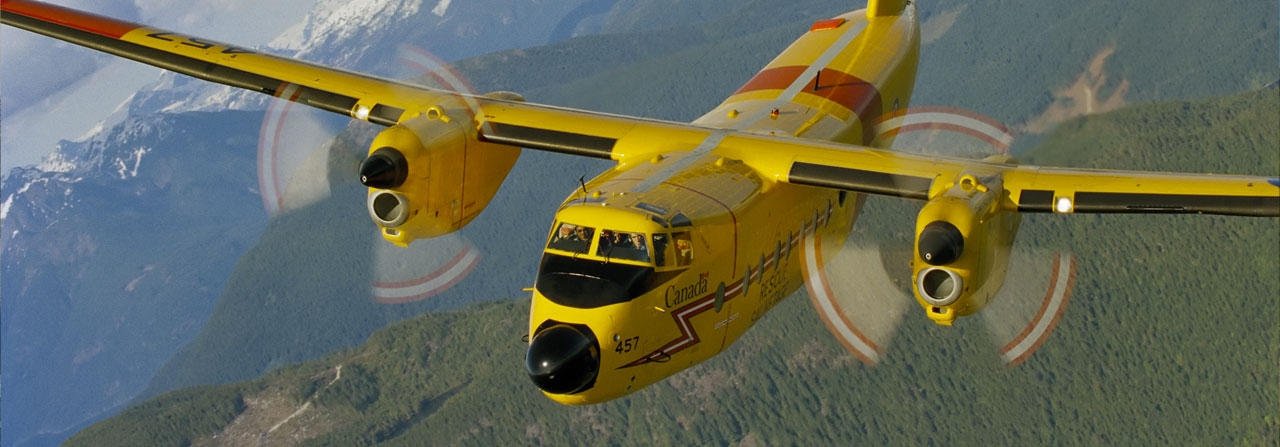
{"left": 0, "top": 0, "right": 435, "bottom": 125}
{"left": 5, "top": 0, "right": 1277, "bottom": 217}
{"left": 1003, "top": 168, "right": 1280, "bottom": 216}
{"left": 0, "top": 0, "right": 725, "bottom": 161}
{"left": 703, "top": 130, "right": 1279, "bottom": 216}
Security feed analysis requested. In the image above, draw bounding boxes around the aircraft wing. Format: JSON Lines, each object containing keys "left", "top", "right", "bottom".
{"left": 0, "top": 0, "right": 708, "bottom": 157}
{"left": 710, "top": 131, "right": 1280, "bottom": 216}
{"left": 6, "top": 0, "right": 1278, "bottom": 217}
{"left": 999, "top": 166, "right": 1280, "bottom": 216}
{"left": 0, "top": 0, "right": 448, "bottom": 126}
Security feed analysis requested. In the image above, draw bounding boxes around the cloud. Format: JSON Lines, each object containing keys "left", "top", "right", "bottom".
{"left": 0, "top": 37, "right": 106, "bottom": 113}
{"left": 2, "top": 0, "right": 315, "bottom": 117}
{"left": 130, "top": 0, "right": 318, "bottom": 43}
{"left": 133, "top": 0, "right": 244, "bottom": 26}
{"left": 1, "top": 0, "right": 141, "bottom": 114}
{"left": 1, "top": 0, "right": 317, "bottom": 170}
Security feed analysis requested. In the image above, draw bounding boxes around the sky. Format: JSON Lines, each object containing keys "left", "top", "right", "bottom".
{"left": 1, "top": 0, "right": 317, "bottom": 170}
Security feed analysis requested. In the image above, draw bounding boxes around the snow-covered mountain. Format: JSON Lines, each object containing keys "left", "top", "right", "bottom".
{"left": 1, "top": 110, "right": 268, "bottom": 447}
{"left": 132, "top": 0, "right": 619, "bottom": 116}
{"left": 1, "top": 0, "right": 619, "bottom": 170}
{"left": 0, "top": 1, "right": 624, "bottom": 446}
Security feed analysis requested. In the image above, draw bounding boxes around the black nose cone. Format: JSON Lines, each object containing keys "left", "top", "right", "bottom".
{"left": 359, "top": 147, "right": 408, "bottom": 189}
{"left": 918, "top": 221, "right": 964, "bottom": 266}
{"left": 525, "top": 324, "right": 599, "bottom": 395}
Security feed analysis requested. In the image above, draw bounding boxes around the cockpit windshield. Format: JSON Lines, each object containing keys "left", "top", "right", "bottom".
{"left": 547, "top": 222, "right": 595, "bottom": 254}
{"left": 545, "top": 220, "right": 693, "bottom": 271}
{"left": 596, "top": 230, "right": 651, "bottom": 262}
{"left": 537, "top": 224, "right": 691, "bottom": 309}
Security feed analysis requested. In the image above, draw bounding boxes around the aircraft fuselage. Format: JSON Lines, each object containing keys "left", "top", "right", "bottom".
{"left": 526, "top": 5, "right": 920, "bottom": 404}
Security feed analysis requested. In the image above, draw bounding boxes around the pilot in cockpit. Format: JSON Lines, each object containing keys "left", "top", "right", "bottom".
{"left": 628, "top": 233, "right": 649, "bottom": 261}
{"left": 549, "top": 222, "right": 593, "bottom": 253}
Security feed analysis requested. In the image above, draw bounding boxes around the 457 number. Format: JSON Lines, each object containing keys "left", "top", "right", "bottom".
{"left": 615, "top": 336, "right": 640, "bottom": 354}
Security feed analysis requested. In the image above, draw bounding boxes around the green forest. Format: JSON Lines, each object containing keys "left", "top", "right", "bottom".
{"left": 136, "top": 0, "right": 1279, "bottom": 403}
{"left": 68, "top": 86, "right": 1279, "bottom": 446}
{"left": 66, "top": 0, "right": 1277, "bottom": 444}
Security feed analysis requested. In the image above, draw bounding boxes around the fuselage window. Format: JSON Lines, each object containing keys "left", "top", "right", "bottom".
{"left": 548, "top": 222, "right": 595, "bottom": 254}
{"left": 598, "top": 230, "right": 650, "bottom": 263}
{"left": 673, "top": 232, "right": 693, "bottom": 266}
{"left": 655, "top": 231, "right": 693, "bottom": 267}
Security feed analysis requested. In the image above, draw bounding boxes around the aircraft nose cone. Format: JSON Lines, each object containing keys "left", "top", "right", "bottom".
{"left": 918, "top": 221, "right": 964, "bottom": 266}
{"left": 359, "top": 147, "right": 408, "bottom": 189}
{"left": 525, "top": 324, "right": 600, "bottom": 395}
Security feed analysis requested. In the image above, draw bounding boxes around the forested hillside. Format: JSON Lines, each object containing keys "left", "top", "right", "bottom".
{"left": 69, "top": 87, "right": 1279, "bottom": 446}
{"left": 140, "top": 0, "right": 1279, "bottom": 401}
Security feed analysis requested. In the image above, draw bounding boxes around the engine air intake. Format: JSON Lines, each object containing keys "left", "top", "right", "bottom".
{"left": 917, "top": 267, "right": 962, "bottom": 306}
{"left": 367, "top": 190, "right": 409, "bottom": 227}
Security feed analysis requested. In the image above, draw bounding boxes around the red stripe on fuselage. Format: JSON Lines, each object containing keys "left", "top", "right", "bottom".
{"left": 2, "top": 0, "right": 141, "bottom": 39}
{"left": 733, "top": 65, "right": 883, "bottom": 144}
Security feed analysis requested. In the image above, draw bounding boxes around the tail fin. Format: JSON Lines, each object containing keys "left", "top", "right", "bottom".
{"left": 867, "top": 0, "right": 909, "bottom": 17}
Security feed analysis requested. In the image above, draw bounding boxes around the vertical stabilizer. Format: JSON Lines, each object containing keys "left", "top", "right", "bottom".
{"left": 867, "top": 0, "right": 909, "bottom": 17}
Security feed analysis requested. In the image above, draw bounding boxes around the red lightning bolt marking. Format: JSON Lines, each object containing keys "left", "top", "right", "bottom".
{"left": 619, "top": 209, "right": 830, "bottom": 369}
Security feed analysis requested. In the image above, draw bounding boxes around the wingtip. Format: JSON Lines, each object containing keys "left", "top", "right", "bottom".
{"left": 2, "top": 0, "right": 143, "bottom": 39}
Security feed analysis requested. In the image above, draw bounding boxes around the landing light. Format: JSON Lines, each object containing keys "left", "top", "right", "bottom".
{"left": 1054, "top": 196, "right": 1074, "bottom": 213}
{"left": 354, "top": 104, "right": 371, "bottom": 121}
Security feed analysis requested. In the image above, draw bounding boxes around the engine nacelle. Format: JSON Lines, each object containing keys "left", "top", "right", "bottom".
{"left": 912, "top": 171, "right": 1020, "bottom": 326}
{"left": 361, "top": 102, "right": 521, "bottom": 246}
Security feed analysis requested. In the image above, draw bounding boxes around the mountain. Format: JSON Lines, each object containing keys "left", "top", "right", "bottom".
{"left": 0, "top": 111, "right": 268, "bottom": 446}
{"left": 4, "top": 0, "right": 1276, "bottom": 445}
{"left": 0, "top": 1, "right": 668, "bottom": 445}
{"left": 1, "top": 0, "right": 629, "bottom": 169}
{"left": 136, "top": 0, "right": 1278, "bottom": 423}
{"left": 911, "top": 0, "right": 1278, "bottom": 127}
{"left": 65, "top": 87, "right": 1278, "bottom": 444}
{"left": 134, "top": 0, "right": 630, "bottom": 117}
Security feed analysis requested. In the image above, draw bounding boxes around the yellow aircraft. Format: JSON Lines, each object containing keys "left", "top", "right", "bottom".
{"left": 4, "top": 0, "right": 1276, "bottom": 406}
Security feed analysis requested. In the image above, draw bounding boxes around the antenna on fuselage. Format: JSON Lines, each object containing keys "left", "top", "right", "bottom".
{"left": 578, "top": 176, "right": 588, "bottom": 204}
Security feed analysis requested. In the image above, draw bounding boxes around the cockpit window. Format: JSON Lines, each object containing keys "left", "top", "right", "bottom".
{"left": 548, "top": 222, "right": 595, "bottom": 254}
{"left": 596, "top": 230, "right": 650, "bottom": 263}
